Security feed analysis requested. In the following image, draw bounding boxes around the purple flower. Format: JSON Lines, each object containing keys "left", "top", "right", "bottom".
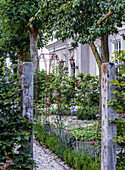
{"left": 56, "top": 115, "right": 58, "bottom": 119}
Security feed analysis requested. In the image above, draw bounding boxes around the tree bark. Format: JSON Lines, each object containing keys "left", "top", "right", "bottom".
{"left": 101, "top": 34, "right": 109, "bottom": 62}
{"left": 17, "top": 52, "right": 27, "bottom": 77}
{"left": 29, "top": 28, "right": 39, "bottom": 70}
{"left": 89, "top": 36, "right": 110, "bottom": 114}
{"left": 89, "top": 43, "right": 102, "bottom": 114}
{"left": 97, "top": 10, "right": 113, "bottom": 25}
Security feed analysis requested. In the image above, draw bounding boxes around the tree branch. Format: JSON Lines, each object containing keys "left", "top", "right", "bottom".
{"left": 89, "top": 43, "right": 102, "bottom": 67}
{"left": 97, "top": 10, "right": 113, "bottom": 25}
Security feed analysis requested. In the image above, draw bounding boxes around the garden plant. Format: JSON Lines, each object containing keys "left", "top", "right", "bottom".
{"left": 0, "top": 58, "right": 36, "bottom": 169}
{"left": 108, "top": 50, "right": 125, "bottom": 169}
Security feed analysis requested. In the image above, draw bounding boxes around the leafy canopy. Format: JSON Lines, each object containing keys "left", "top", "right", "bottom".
{"left": 54, "top": 0, "right": 124, "bottom": 46}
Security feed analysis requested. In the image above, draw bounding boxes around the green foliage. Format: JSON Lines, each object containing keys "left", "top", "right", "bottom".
{"left": 76, "top": 73, "right": 99, "bottom": 107}
{"left": 35, "top": 66, "right": 99, "bottom": 118}
{"left": 55, "top": 0, "right": 124, "bottom": 44}
{"left": 77, "top": 106, "right": 99, "bottom": 120}
{"left": 109, "top": 50, "right": 125, "bottom": 169}
{"left": 34, "top": 69, "right": 46, "bottom": 115}
{"left": 34, "top": 121, "right": 101, "bottom": 170}
{"left": 75, "top": 73, "right": 99, "bottom": 120}
{"left": 69, "top": 123, "right": 101, "bottom": 141}
{"left": 0, "top": 58, "right": 36, "bottom": 169}
{"left": 109, "top": 50, "right": 125, "bottom": 113}
{"left": 0, "top": 0, "right": 68, "bottom": 62}
{"left": 34, "top": 64, "right": 99, "bottom": 119}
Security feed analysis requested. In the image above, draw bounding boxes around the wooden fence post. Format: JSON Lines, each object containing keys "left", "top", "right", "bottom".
{"left": 22, "top": 62, "right": 33, "bottom": 153}
{"left": 101, "top": 63, "right": 117, "bottom": 170}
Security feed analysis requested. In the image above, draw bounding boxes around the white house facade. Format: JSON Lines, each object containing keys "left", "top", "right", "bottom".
{"left": 43, "top": 23, "right": 125, "bottom": 76}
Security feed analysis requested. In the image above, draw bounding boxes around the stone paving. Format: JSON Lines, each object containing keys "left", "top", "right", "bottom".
{"left": 33, "top": 139, "right": 75, "bottom": 170}
{"left": 45, "top": 115, "right": 97, "bottom": 130}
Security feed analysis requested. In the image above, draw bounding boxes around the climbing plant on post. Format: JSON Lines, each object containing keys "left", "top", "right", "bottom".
{"left": 0, "top": 58, "right": 35, "bottom": 169}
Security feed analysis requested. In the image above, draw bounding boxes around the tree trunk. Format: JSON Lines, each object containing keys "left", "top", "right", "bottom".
{"left": 29, "top": 27, "right": 39, "bottom": 120}
{"left": 101, "top": 34, "right": 109, "bottom": 62}
{"left": 17, "top": 53, "right": 27, "bottom": 76}
{"left": 89, "top": 35, "right": 110, "bottom": 115}
{"left": 89, "top": 43, "right": 102, "bottom": 114}
{"left": 29, "top": 28, "right": 39, "bottom": 70}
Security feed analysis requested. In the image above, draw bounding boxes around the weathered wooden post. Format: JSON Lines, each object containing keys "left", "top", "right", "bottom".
{"left": 101, "top": 63, "right": 117, "bottom": 170}
{"left": 22, "top": 62, "right": 33, "bottom": 153}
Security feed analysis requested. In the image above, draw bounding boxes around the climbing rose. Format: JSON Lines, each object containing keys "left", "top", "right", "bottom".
{"left": 93, "top": 85, "right": 95, "bottom": 87}
{"left": 75, "top": 83, "right": 78, "bottom": 86}
{"left": 91, "top": 142, "right": 95, "bottom": 145}
{"left": 69, "top": 92, "right": 71, "bottom": 94}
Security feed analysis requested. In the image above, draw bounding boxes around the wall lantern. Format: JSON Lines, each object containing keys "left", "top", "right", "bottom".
{"left": 69, "top": 56, "right": 74, "bottom": 67}
{"left": 75, "top": 66, "right": 78, "bottom": 69}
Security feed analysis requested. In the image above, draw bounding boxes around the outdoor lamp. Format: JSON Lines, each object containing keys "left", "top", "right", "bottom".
{"left": 69, "top": 56, "right": 74, "bottom": 67}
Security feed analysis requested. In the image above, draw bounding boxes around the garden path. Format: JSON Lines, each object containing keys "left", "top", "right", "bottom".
{"left": 45, "top": 115, "right": 97, "bottom": 130}
{"left": 33, "top": 139, "right": 74, "bottom": 170}
{"left": 33, "top": 116, "right": 97, "bottom": 169}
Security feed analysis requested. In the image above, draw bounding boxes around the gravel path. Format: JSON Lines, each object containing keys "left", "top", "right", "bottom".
{"left": 33, "top": 139, "right": 75, "bottom": 170}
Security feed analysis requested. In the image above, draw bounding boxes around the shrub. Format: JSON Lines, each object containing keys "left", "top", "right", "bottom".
{"left": 0, "top": 58, "right": 36, "bottom": 169}
{"left": 76, "top": 73, "right": 99, "bottom": 108}
{"left": 77, "top": 106, "right": 99, "bottom": 120}
{"left": 109, "top": 50, "right": 125, "bottom": 169}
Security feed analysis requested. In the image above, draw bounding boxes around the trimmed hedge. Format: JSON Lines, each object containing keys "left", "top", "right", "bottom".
{"left": 34, "top": 121, "right": 101, "bottom": 170}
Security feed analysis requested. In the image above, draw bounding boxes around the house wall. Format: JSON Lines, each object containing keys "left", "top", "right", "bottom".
{"left": 80, "top": 44, "right": 89, "bottom": 74}
{"left": 89, "top": 46, "right": 97, "bottom": 76}
{"left": 45, "top": 28, "right": 125, "bottom": 76}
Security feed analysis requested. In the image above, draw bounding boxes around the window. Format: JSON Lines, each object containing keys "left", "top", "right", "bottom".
{"left": 114, "top": 42, "right": 121, "bottom": 57}
{"left": 114, "top": 42, "right": 121, "bottom": 53}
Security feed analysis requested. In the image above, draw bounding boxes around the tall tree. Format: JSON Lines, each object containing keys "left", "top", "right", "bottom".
{"left": 54, "top": 0, "right": 124, "bottom": 113}
{"left": 0, "top": 0, "right": 68, "bottom": 68}
{"left": 55, "top": 0, "right": 124, "bottom": 66}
